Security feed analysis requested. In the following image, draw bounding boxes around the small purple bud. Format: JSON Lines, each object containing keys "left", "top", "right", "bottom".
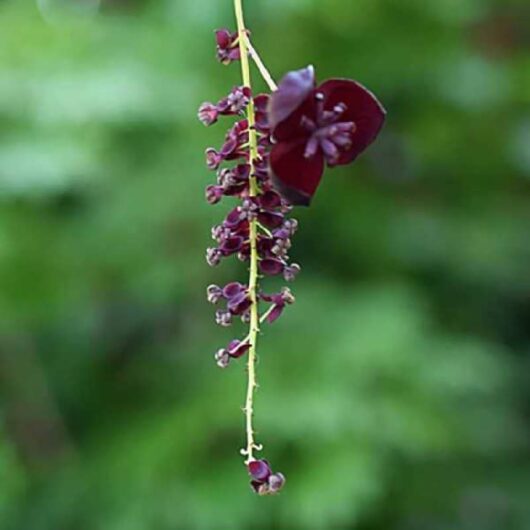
{"left": 215, "top": 309, "right": 232, "bottom": 327}
{"left": 205, "top": 185, "right": 224, "bottom": 205}
{"left": 268, "top": 473, "right": 286, "bottom": 493}
{"left": 207, "top": 284, "right": 223, "bottom": 304}
{"left": 283, "top": 263, "right": 301, "bottom": 281}
{"left": 248, "top": 459, "right": 272, "bottom": 482}
{"left": 206, "top": 248, "right": 222, "bottom": 267}
{"left": 211, "top": 225, "right": 223, "bottom": 241}
{"left": 198, "top": 102, "right": 219, "bottom": 126}
{"left": 205, "top": 148, "right": 222, "bottom": 170}
{"left": 283, "top": 219, "right": 299, "bottom": 236}
{"left": 215, "top": 29, "right": 232, "bottom": 48}
{"left": 225, "top": 86, "right": 251, "bottom": 114}
{"left": 227, "top": 340, "right": 250, "bottom": 359}
{"left": 281, "top": 287, "right": 295, "bottom": 304}
{"left": 214, "top": 348, "right": 230, "bottom": 368}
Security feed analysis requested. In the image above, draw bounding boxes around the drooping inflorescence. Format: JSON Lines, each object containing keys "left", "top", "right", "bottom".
{"left": 199, "top": 0, "right": 385, "bottom": 495}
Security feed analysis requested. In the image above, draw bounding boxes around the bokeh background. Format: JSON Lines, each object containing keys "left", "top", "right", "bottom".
{"left": 1, "top": 0, "right": 529, "bottom": 528}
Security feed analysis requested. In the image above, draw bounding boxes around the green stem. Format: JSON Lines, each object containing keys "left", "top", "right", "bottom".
{"left": 245, "top": 35, "right": 278, "bottom": 91}
{"left": 234, "top": 0, "right": 261, "bottom": 464}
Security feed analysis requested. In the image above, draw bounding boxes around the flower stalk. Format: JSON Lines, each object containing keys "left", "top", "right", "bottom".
{"left": 200, "top": 0, "right": 384, "bottom": 496}
{"left": 233, "top": 0, "right": 261, "bottom": 464}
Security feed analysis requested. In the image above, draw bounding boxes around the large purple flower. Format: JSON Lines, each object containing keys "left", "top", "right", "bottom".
{"left": 268, "top": 66, "right": 386, "bottom": 205}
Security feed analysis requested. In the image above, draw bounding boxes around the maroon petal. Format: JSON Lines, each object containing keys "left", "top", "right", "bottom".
{"left": 268, "top": 472, "right": 286, "bottom": 493}
{"left": 219, "top": 236, "right": 244, "bottom": 255}
{"left": 248, "top": 459, "right": 272, "bottom": 481}
{"left": 257, "top": 211, "right": 284, "bottom": 229}
{"left": 268, "top": 66, "right": 316, "bottom": 133}
{"left": 269, "top": 139, "right": 325, "bottom": 206}
{"left": 259, "top": 258, "right": 285, "bottom": 276}
{"left": 227, "top": 292, "right": 252, "bottom": 315}
{"left": 215, "top": 29, "right": 232, "bottom": 48}
{"left": 317, "top": 79, "right": 386, "bottom": 165}
{"left": 227, "top": 340, "right": 250, "bottom": 359}
{"left": 258, "top": 190, "right": 282, "bottom": 210}
{"left": 267, "top": 303, "right": 285, "bottom": 324}
{"left": 222, "top": 282, "right": 245, "bottom": 299}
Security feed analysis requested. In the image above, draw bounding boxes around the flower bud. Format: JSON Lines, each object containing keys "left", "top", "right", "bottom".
{"left": 206, "top": 284, "right": 223, "bottom": 304}
{"left": 198, "top": 102, "right": 219, "bottom": 126}
{"left": 214, "top": 348, "right": 230, "bottom": 368}
{"left": 283, "top": 263, "right": 301, "bottom": 281}
{"left": 206, "top": 248, "right": 222, "bottom": 267}
{"left": 215, "top": 309, "right": 232, "bottom": 327}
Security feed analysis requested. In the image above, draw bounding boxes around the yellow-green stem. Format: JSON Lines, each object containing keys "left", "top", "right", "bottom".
{"left": 234, "top": 0, "right": 260, "bottom": 464}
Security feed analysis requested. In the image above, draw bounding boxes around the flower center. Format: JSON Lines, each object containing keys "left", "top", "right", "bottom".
{"left": 301, "top": 92, "right": 356, "bottom": 164}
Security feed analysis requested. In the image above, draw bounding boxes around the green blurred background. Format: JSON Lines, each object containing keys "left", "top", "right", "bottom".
{"left": 1, "top": 0, "right": 529, "bottom": 528}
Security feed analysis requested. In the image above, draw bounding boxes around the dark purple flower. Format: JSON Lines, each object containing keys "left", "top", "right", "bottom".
{"left": 206, "top": 248, "right": 222, "bottom": 267}
{"left": 248, "top": 459, "right": 272, "bottom": 481}
{"left": 205, "top": 148, "right": 222, "bottom": 171}
{"left": 205, "top": 185, "right": 224, "bottom": 205}
{"left": 207, "top": 284, "right": 223, "bottom": 304}
{"left": 215, "top": 348, "right": 230, "bottom": 368}
{"left": 215, "top": 309, "right": 232, "bottom": 327}
{"left": 227, "top": 339, "right": 250, "bottom": 358}
{"left": 215, "top": 29, "right": 241, "bottom": 65}
{"left": 223, "top": 282, "right": 246, "bottom": 299}
{"left": 268, "top": 472, "right": 286, "bottom": 493}
{"left": 283, "top": 263, "right": 301, "bottom": 282}
{"left": 254, "top": 94, "right": 271, "bottom": 132}
{"left": 260, "top": 287, "right": 295, "bottom": 323}
{"left": 198, "top": 102, "right": 219, "bottom": 126}
{"left": 198, "top": 87, "right": 252, "bottom": 127}
{"left": 268, "top": 66, "right": 386, "bottom": 205}
{"left": 218, "top": 86, "right": 252, "bottom": 115}
{"left": 248, "top": 460, "right": 286, "bottom": 495}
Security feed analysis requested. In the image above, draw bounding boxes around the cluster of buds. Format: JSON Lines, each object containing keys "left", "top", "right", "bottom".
{"left": 215, "top": 29, "right": 242, "bottom": 65}
{"left": 199, "top": 27, "right": 296, "bottom": 495}
{"left": 248, "top": 459, "right": 286, "bottom": 496}
{"left": 198, "top": 6, "right": 385, "bottom": 496}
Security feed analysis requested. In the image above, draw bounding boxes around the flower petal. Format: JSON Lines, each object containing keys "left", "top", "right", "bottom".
{"left": 269, "top": 139, "right": 325, "bottom": 206}
{"left": 259, "top": 258, "right": 285, "bottom": 276}
{"left": 248, "top": 459, "right": 272, "bottom": 481}
{"left": 268, "top": 66, "right": 316, "bottom": 132}
{"left": 317, "top": 79, "right": 386, "bottom": 165}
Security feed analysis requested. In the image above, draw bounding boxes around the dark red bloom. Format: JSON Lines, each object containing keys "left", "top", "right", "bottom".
{"left": 268, "top": 66, "right": 386, "bottom": 205}
{"left": 215, "top": 29, "right": 241, "bottom": 65}
{"left": 247, "top": 459, "right": 286, "bottom": 495}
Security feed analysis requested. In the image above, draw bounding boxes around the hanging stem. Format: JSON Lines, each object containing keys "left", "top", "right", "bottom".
{"left": 234, "top": 0, "right": 261, "bottom": 464}
{"left": 245, "top": 35, "right": 278, "bottom": 91}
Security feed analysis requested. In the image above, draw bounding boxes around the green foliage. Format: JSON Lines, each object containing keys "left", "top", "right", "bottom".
{"left": 0, "top": 0, "right": 529, "bottom": 529}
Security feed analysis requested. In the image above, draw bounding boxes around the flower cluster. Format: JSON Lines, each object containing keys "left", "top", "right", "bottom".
{"left": 199, "top": 27, "right": 300, "bottom": 495}
{"left": 200, "top": 1, "right": 385, "bottom": 496}
{"left": 248, "top": 459, "right": 286, "bottom": 496}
